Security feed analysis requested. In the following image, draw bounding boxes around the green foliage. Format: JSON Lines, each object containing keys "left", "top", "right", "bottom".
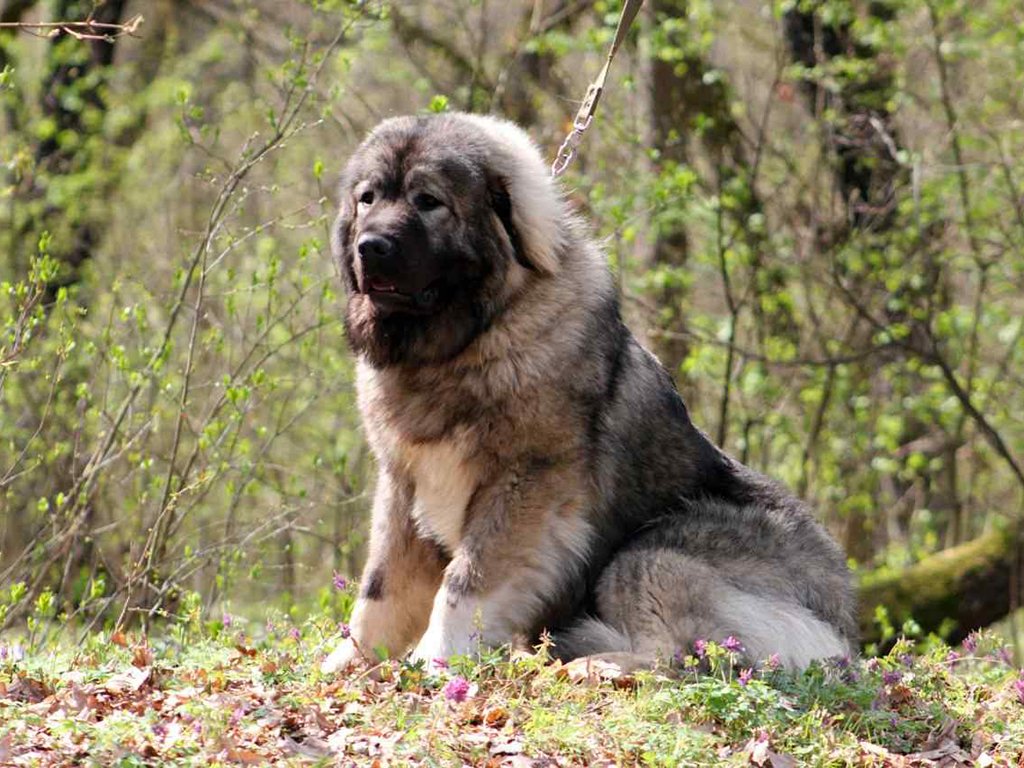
{"left": 0, "top": 0, "right": 1023, "bottom": 658}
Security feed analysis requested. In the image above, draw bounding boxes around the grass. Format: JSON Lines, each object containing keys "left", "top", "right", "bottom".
{"left": 1, "top": 614, "right": 1023, "bottom": 767}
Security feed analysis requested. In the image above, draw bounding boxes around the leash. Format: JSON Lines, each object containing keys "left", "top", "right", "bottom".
{"left": 551, "top": 0, "right": 644, "bottom": 177}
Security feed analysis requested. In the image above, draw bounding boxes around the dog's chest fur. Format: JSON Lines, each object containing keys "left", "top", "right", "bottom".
{"left": 399, "top": 435, "right": 476, "bottom": 552}
{"left": 358, "top": 362, "right": 484, "bottom": 551}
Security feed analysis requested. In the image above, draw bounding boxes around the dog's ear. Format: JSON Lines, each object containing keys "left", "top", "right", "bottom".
{"left": 488, "top": 176, "right": 531, "bottom": 272}
{"left": 487, "top": 172, "right": 560, "bottom": 275}
{"left": 331, "top": 193, "right": 358, "bottom": 291}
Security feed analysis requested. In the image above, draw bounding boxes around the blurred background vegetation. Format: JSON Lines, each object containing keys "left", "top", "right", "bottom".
{"left": 1, "top": 0, "right": 1022, "bottom": 653}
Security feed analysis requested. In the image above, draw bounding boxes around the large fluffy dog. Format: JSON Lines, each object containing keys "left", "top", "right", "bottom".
{"left": 322, "top": 113, "right": 855, "bottom": 673}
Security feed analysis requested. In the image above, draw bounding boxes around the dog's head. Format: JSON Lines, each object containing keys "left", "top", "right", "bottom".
{"left": 332, "top": 113, "right": 565, "bottom": 367}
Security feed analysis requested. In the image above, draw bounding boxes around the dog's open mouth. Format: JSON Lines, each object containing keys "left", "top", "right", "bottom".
{"left": 364, "top": 279, "right": 440, "bottom": 314}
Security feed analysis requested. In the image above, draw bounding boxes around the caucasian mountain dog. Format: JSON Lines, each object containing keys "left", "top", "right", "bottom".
{"left": 322, "top": 113, "right": 855, "bottom": 673}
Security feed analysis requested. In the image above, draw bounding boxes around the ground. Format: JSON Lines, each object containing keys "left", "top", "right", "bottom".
{"left": 1, "top": 616, "right": 1023, "bottom": 767}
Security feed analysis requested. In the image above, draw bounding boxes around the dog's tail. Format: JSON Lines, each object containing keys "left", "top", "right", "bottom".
{"left": 549, "top": 617, "right": 632, "bottom": 661}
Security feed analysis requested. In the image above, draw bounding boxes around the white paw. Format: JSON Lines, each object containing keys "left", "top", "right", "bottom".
{"left": 320, "top": 636, "right": 366, "bottom": 674}
{"left": 409, "top": 624, "right": 450, "bottom": 665}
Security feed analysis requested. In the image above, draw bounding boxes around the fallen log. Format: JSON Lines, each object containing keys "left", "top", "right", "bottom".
{"left": 857, "top": 524, "right": 1024, "bottom": 647}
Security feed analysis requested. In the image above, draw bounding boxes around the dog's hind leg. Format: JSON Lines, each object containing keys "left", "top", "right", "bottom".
{"left": 565, "top": 547, "right": 849, "bottom": 670}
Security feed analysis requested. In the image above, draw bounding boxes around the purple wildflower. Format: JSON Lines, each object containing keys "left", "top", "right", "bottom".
{"left": 192, "top": 721, "right": 203, "bottom": 736}
{"left": 1013, "top": 676, "right": 1024, "bottom": 706}
{"left": 152, "top": 721, "right": 167, "bottom": 737}
{"left": 963, "top": 632, "right": 979, "bottom": 653}
{"left": 882, "top": 669, "right": 902, "bottom": 686}
{"left": 945, "top": 651, "right": 961, "bottom": 666}
{"left": 0, "top": 646, "right": 7, "bottom": 661}
{"left": 866, "top": 658, "right": 880, "bottom": 673}
{"left": 443, "top": 675, "right": 471, "bottom": 703}
{"left": 899, "top": 653, "right": 914, "bottom": 668}
{"left": 722, "top": 636, "right": 745, "bottom": 654}
{"left": 693, "top": 639, "right": 707, "bottom": 658}
{"left": 431, "top": 657, "right": 449, "bottom": 670}
{"left": 222, "top": 612, "right": 233, "bottom": 628}
{"left": 333, "top": 571, "right": 347, "bottom": 591}
{"left": 338, "top": 622, "right": 351, "bottom": 639}
{"left": 289, "top": 627, "right": 301, "bottom": 641}
{"left": 995, "top": 646, "right": 1014, "bottom": 666}
{"left": 833, "top": 655, "right": 851, "bottom": 670}
{"left": 765, "top": 653, "right": 781, "bottom": 671}
{"left": 738, "top": 668, "right": 753, "bottom": 686}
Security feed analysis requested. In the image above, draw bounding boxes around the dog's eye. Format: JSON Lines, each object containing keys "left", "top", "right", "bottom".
{"left": 358, "top": 190, "right": 375, "bottom": 206}
{"left": 413, "top": 193, "right": 443, "bottom": 212}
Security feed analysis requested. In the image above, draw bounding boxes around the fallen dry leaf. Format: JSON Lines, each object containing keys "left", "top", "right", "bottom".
{"left": 483, "top": 704, "right": 510, "bottom": 728}
{"left": 132, "top": 645, "right": 154, "bottom": 668}
{"left": 490, "top": 738, "right": 524, "bottom": 756}
{"left": 2, "top": 676, "right": 52, "bottom": 703}
{"left": 747, "top": 735, "right": 770, "bottom": 766}
{"left": 223, "top": 746, "right": 267, "bottom": 764}
{"left": 560, "top": 656, "right": 636, "bottom": 689}
{"left": 104, "top": 666, "right": 151, "bottom": 695}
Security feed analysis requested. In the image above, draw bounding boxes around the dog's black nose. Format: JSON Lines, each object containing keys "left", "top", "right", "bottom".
{"left": 357, "top": 234, "right": 397, "bottom": 263}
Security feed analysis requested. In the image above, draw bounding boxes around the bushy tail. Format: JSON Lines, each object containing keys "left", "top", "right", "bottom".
{"left": 549, "top": 617, "right": 632, "bottom": 661}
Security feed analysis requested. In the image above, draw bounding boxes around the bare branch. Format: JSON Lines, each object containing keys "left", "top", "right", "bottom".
{"left": 0, "top": 13, "right": 142, "bottom": 41}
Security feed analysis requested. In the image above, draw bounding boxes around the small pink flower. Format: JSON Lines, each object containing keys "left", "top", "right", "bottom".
{"left": 738, "top": 668, "right": 753, "bottom": 686}
{"left": 722, "top": 636, "right": 744, "bottom": 654}
{"left": 338, "top": 622, "right": 351, "bottom": 639}
{"left": 882, "top": 669, "right": 902, "bottom": 686}
{"left": 333, "top": 571, "right": 347, "bottom": 591}
{"left": 693, "top": 639, "right": 707, "bottom": 658}
{"left": 1012, "top": 676, "right": 1024, "bottom": 705}
{"left": 963, "top": 632, "right": 979, "bottom": 653}
{"left": 289, "top": 627, "right": 301, "bottom": 641}
{"left": 765, "top": 653, "right": 781, "bottom": 670}
{"left": 443, "top": 675, "right": 471, "bottom": 703}
{"left": 222, "top": 612, "right": 233, "bottom": 628}
{"left": 431, "top": 657, "right": 449, "bottom": 670}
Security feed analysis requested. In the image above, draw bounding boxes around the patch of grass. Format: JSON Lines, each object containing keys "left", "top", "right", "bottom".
{"left": 1, "top": 620, "right": 1022, "bottom": 766}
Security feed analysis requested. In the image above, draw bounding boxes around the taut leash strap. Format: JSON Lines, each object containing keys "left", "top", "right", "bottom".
{"left": 551, "top": 0, "right": 644, "bottom": 177}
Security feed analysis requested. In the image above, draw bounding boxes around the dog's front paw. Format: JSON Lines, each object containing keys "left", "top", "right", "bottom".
{"left": 320, "top": 637, "right": 368, "bottom": 675}
{"left": 409, "top": 627, "right": 448, "bottom": 666}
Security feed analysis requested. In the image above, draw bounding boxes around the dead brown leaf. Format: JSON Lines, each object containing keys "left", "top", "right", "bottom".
{"left": 747, "top": 736, "right": 770, "bottom": 766}
{"left": 224, "top": 746, "right": 268, "bottom": 764}
{"left": 132, "top": 645, "right": 154, "bottom": 668}
{"left": 104, "top": 666, "right": 151, "bottom": 695}
{"left": 560, "top": 656, "right": 636, "bottom": 689}
{"left": 2, "top": 676, "right": 52, "bottom": 703}
{"left": 491, "top": 738, "right": 524, "bottom": 756}
{"left": 483, "top": 704, "right": 510, "bottom": 728}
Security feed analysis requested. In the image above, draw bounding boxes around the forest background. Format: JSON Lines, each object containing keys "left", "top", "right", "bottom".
{"left": 1, "top": 0, "right": 1023, "bottom": 656}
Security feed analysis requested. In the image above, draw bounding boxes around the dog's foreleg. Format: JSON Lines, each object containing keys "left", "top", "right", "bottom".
{"left": 410, "top": 465, "right": 590, "bottom": 662}
{"left": 322, "top": 470, "right": 445, "bottom": 673}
